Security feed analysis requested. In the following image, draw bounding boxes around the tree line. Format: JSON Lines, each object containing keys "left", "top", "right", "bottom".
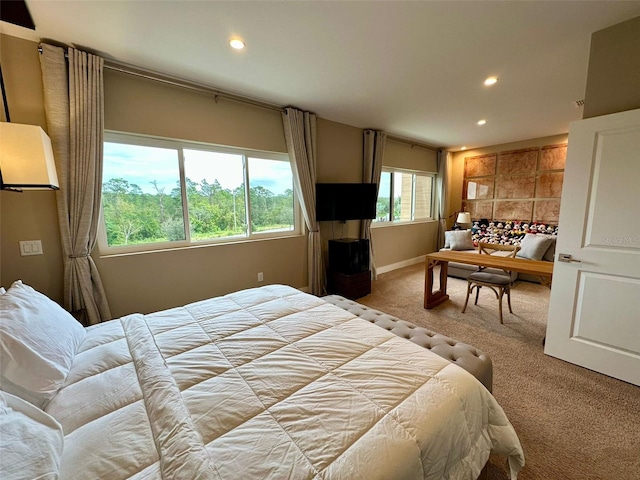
{"left": 102, "top": 177, "right": 294, "bottom": 246}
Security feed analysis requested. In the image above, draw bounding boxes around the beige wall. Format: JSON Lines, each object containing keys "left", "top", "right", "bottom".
{"left": 371, "top": 138, "right": 439, "bottom": 261}
{"left": 583, "top": 16, "right": 640, "bottom": 119}
{"left": 0, "top": 34, "right": 435, "bottom": 317}
{"left": 0, "top": 35, "right": 64, "bottom": 303}
{"left": 449, "top": 134, "right": 569, "bottom": 228}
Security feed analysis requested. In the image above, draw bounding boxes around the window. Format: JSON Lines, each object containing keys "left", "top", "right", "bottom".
{"left": 99, "top": 132, "right": 299, "bottom": 253}
{"left": 374, "top": 168, "right": 434, "bottom": 224}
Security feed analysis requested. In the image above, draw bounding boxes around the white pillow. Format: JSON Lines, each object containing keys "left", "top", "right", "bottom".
{"left": 0, "top": 280, "right": 86, "bottom": 407}
{"left": 0, "top": 287, "right": 5, "bottom": 294}
{"left": 0, "top": 391, "right": 63, "bottom": 479}
{"left": 516, "top": 233, "right": 554, "bottom": 261}
{"left": 539, "top": 234, "right": 557, "bottom": 262}
{"left": 445, "top": 230, "right": 474, "bottom": 251}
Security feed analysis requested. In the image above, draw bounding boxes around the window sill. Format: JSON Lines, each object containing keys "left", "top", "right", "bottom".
{"left": 97, "top": 232, "right": 305, "bottom": 259}
{"left": 371, "top": 219, "right": 436, "bottom": 229}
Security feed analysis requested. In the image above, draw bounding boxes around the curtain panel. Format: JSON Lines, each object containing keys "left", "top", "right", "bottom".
{"left": 281, "top": 107, "right": 324, "bottom": 296}
{"left": 39, "top": 44, "right": 111, "bottom": 325}
{"left": 360, "top": 129, "right": 386, "bottom": 279}
{"left": 436, "top": 149, "right": 451, "bottom": 250}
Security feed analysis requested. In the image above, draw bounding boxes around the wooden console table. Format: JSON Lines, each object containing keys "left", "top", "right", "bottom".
{"left": 424, "top": 251, "right": 554, "bottom": 309}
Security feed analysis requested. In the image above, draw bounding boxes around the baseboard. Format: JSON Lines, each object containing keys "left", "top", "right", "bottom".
{"left": 376, "top": 255, "right": 426, "bottom": 275}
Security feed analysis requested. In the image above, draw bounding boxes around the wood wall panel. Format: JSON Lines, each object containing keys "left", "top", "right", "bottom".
{"left": 497, "top": 148, "right": 538, "bottom": 174}
{"left": 463, "top": 143, "right": 567, "bottom": 223}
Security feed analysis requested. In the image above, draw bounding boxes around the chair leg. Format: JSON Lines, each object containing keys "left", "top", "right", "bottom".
{"left": 474, "top": 285, "right": 481, "bottom": 305}
{"left": 507, "top": 286, "right": 513, "bottom": 314}
{"left": 498, "top": 287, "right": 504, "bottom": 324}
{"left": 462, "top": 281, "right": 472, "bottom": 313}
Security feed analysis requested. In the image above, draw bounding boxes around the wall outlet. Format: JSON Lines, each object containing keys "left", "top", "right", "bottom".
{"left": 258, "top": 272, "right": 264, "bottom": 282}
{"left": 19, "top": 240, "right": 43, "bottom": 256}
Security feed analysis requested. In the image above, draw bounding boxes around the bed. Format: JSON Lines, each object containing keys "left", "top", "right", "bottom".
{"left": 0, "top": 281, "right": 524, "bottom": 479}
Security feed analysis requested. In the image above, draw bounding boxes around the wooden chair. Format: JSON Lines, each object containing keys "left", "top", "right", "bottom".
{"left": 462, "top": 242, "right": 521, "bottom": 324}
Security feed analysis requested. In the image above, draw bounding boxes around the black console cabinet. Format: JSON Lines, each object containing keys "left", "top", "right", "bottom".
{"left": 327, "top": 239, "right": 371, "bottom": 299}
{"left": 328, "top": 238, "right": 369, "bottom": 274}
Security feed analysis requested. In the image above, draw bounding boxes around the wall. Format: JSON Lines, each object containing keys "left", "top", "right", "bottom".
{"left": 449, "top": 134, "right": 569, "bottom": 228}
{"left": 583, "top": 16, "right": 640, "bottom": 119}
{"left": 0, "top": 35, "right": 64, "bottom": 303}
{"left": 0, "top": 34, "right": 436, "bottom": 317}
{"left": 372, "top": 139, "right": 439, "bottom": 266}
{"left": 315, "top": 125, "right": 438, "bottom": 270}
{"left": 461, "top": 143, "right": 567, "bottom": 224}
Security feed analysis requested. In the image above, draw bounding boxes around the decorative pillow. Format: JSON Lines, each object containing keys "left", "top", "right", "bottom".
{"left": 516, "top": 234, "right": 554, "bottom": 261}
{"left": 0, "top": 287, "right": 5, "bottom": 294}
{"left": 446, "top": 230, "right": 474, "bottom": 251}
{"left": 0, "top": 391, "right": 63, "bottom": 479}
{"left": 0, "top": 280, "right": 86, "bottom": 408}
{"left": 539, "top": 234, "right": 557, "bottom": 262}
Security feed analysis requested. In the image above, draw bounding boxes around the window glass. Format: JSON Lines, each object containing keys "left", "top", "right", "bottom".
{"left": 248, "top": 157, "right": 295, "bottom": 233}
{"left": 395, "top": 172, "right": 412, "bottom": 222}
{"left": 184, "top": 149, "right": 246, "bottom": 240}
{"left": 414, "top": 175, "right": 433, "bottom": 220}
{"left": 102, "top": 142, "right": 184, "bottom": 247}
{"left": 100, "top": 133, "right": 298, "bottom": 253}
{"left": 376, "top": 171, "right": 392, "bottom": 222}
{"left": 374, "top": 168, "right": 434, "bottom": 225}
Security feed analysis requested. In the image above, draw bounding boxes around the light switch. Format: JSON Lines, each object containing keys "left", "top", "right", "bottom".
{"left": 19, "top": 240, "right": 43, "bottom": 256}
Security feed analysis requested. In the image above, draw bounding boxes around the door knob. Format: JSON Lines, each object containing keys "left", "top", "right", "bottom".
{"left": 558, "top": 253, "right": 581, "bottom": 263}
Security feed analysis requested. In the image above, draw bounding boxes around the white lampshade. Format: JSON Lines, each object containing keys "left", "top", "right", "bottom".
{"left": 456, "top": 212, "right": 471, "bottom": 225}
{"left": 0, "top": 122, "right": 59, "bottom": 191}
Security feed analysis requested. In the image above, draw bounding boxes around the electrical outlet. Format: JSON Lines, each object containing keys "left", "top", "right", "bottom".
{"left": 258, "top": 272, "right": 264, "bottom": 282}
{"left": 19, "top": 240, "right": 43, "bottom": 256}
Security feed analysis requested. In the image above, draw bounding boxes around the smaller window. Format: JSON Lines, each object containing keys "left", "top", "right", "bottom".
{"left": 374, "top": 169, "right": 434, "bottom": 224}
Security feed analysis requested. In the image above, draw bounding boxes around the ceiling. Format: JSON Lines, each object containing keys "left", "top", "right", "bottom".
{"left": 2, "top": 1, "right": 640, "bottom": 150}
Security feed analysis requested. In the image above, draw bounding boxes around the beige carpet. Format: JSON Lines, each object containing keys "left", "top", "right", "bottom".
{"left": 358, "top": 263, "right": 639, "bottom": 480}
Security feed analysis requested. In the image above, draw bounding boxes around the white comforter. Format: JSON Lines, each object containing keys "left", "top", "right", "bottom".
{"left": 45, "top": 285, "right": 524, "bottom": 479}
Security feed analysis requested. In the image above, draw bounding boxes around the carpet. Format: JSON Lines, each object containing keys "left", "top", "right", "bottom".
{"left": 358, "top": 263, "right": 640, "bottom": 480}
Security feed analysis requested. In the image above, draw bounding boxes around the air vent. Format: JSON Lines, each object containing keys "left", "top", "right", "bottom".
{"left": 573, "top": 99, "right": 585, "bottom": 108}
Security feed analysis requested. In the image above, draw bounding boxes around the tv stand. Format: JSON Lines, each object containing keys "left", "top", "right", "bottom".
{"left": 327, "top": 270, "right": 371, "bottom": 300}
{"left": 327, "top": 239, "right": 371, "bottom": 299}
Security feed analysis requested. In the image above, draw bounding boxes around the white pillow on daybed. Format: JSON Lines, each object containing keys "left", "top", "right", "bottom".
{"left": 0, "top": 280, "right": 86, "bottom": 408}
{"left": 516, "top": 233, "right": 555, "bottom": 261}
{"left": 445, "top": 230, "right": 475, "bottom": 251}
{"left": 0, "top": 391, "right": 64, "bottom": 479}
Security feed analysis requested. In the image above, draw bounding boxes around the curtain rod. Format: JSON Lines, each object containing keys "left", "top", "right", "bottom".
{"left": 386, "top": 134, "right": 439, "bottom": 152}
{"left": 37, "top": 45, "right": 283, "bottom": 113}
{"left": 37, "top": 45, "right": 438, "bottom": 149}
{"left": 103, "top": 60, "right": 284, "bottom": 113}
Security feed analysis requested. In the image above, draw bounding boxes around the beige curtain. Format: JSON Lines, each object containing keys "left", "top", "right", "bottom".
{"left": 39, "top": 44, "right": 111, "bottom": 325}
{"left": 282, "top": 107, "right": 324, "bottom": 296}
{"left": 436, "top": 149, "right": 451, "bottom": 250}
{"left": 360, "top": 129, "right": 386, "bottom": 279}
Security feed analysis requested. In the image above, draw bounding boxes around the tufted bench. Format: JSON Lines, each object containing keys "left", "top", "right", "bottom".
{"left": 322, "top": 295, "right": 493, "bottom": 392}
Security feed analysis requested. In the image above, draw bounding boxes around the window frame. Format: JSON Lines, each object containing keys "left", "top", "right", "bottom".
{"left": 372, "top": 167, "right": 436, "bottom": 227}
{"left": 97, "top": 131, "right": 302, "bottom": 255}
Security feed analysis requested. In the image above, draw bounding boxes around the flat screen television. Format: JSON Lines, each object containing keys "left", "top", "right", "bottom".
{"left": 316, "top": 183, "right": 377, "bottom": 221}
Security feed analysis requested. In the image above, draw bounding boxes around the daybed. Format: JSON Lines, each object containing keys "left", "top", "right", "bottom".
{"left": 443, "top": 221, "right": 557, "bottom": 283}
{"left": 0, "top": 281, "right": 524, "bottom": 480}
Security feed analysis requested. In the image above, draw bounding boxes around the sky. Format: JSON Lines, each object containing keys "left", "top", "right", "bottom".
{"left": 103, "top": 142, "right": 293, "bottom": 195}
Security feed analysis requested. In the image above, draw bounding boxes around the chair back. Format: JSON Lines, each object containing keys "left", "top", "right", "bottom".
{"left": 477, "top": 242, "right": 521, "bottom": 278}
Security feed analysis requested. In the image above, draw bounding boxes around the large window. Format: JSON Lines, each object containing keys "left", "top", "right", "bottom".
{"left": 374, "top": 169, "right": 434, "bottom": 224}
{"left": 99, "top": 132, "right": 299, "bottom": 253}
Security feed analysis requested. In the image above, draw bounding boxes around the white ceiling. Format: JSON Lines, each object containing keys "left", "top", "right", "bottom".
{"left": 3, "top": 1, "right": 640, "bottom": 150}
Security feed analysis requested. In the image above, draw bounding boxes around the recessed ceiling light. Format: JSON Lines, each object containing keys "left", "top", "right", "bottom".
{"left": 229, "top": 38, "right": 245, "bottom": 50}
{"left": 477, "top": 119, "right": 487, "bottom": 126}
{"left": 484, "top": 76, "right": 498, "bottom": 86}
{"left": 461, "top": 146, "right": 467, "bottom": 151}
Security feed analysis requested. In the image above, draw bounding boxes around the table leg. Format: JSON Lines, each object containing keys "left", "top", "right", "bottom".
{"left": 424, "top": 259, "right": 450, "bottom": 309}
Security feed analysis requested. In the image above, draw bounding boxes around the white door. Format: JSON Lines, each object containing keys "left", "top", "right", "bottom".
{"left": 545, "top": 108, "right": 640, "bottom": 386}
